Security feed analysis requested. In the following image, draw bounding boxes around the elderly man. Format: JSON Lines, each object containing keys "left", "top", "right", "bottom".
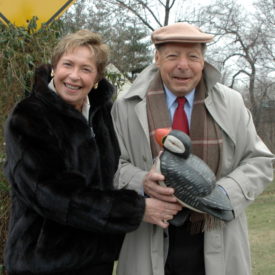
{"left": 111, "top": 22, "right": 274, "bottom": 275}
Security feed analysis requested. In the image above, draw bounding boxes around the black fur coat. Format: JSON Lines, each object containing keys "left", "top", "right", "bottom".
{"left": 4, "top": 65, "right": 145, "bottom": 274}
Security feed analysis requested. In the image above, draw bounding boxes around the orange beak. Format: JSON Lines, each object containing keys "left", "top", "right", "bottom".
{"left": 154, "top": 128, "right": 171, "bottom": 146}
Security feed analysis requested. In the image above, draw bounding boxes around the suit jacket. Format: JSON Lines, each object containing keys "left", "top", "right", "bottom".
{"left": 111, "top": 63, "right": 274, "bottom": 275}
{"left": 4, "top": 64, "right": 145, "bottom": 274}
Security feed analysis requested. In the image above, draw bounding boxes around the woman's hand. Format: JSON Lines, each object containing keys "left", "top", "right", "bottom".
{"left": 143, "top": 198, "right": 182, "bottom": 229}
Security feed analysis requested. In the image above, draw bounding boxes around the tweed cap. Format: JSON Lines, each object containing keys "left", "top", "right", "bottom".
{"left": 151, "top": 22, "right": 214, "bottom": 45}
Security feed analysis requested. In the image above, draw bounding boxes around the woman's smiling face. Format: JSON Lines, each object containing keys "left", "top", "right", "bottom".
{"left": 53, "top": 46, "right": 98, "bottom": 111}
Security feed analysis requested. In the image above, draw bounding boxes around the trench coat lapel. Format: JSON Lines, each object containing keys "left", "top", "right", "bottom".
{"left": 135, "top": 97, "right": 151, "bottom": 145}
{"left": 123, "top": 64, "right": 158, "bottom": 150}
{"left": 202, "top": 63, "right": 236, "bottom": 145}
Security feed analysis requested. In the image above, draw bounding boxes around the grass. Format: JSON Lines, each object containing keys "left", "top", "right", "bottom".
{"left": 247, "top": 182, "right": 275, "bottom": 275}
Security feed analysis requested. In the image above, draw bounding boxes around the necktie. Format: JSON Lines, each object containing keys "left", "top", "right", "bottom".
{"left": 172, "top": 97, "right": 189, "bottom": 134}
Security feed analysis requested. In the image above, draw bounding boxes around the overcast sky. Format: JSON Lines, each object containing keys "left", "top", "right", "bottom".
{"left": 161, "top": 0, "right": 257, "bottom": 27}
{"left": 189, "top": 0, "right": 254, "bottom": 9}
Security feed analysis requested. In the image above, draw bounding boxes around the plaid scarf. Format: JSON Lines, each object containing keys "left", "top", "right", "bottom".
{"left": 146, "top": 70, "right": 224, "bottom": 232}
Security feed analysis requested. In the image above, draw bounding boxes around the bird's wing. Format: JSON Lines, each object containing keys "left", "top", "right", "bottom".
{"left": 161, "top": 151, "right": 215, "bottom": 197}
{"left": 175, "top": 190, "right": 234, "bottom": 222}
{"left": 200, "top": 186, "right": 233, "bottom": 211}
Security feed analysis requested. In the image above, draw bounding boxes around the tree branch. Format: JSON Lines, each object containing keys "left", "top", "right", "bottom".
{"left": 113, "top": 0, "right": 155, "bottom": 31}
{"left": 230, "top": 69, "right": 251, "bottom": 88}
{"left": 222, "top": 52, "right": 246, "bottom": 66}
{"left": 136, "top": 0, "right": 163, "bottom": 27}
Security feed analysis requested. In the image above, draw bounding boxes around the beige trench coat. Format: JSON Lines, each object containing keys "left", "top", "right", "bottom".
{"left": 111, "top": 63, "right": 274, "bottom": 275}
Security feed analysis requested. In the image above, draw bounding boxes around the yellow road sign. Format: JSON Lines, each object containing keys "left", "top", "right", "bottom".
{"left": 0, "top": 0, "right": 77, "bottom": 28}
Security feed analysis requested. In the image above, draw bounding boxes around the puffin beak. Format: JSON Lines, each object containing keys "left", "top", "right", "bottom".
{"left": 155, "top": 128, "right": 171, "bottom": 146}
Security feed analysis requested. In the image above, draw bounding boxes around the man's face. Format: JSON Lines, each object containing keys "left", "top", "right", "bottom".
{"left": 155, "top": 43, "right": 205, "bottom": 96}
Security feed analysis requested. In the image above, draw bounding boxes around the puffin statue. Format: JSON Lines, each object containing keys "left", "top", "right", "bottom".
{"left": 155, "top": 128, "right": 234, "bottom": 223}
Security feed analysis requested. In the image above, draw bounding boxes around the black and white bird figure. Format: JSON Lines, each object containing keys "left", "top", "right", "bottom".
{"left": 155, "top": 128, "right": 234, "bottom": 223}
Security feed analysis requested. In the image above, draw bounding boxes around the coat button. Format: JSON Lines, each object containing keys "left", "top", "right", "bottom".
{"left": 247, "top": 191, "right": 254, "bottom": 198}
{"left": 142, "top": 156, "right": 147, "bottom": 162}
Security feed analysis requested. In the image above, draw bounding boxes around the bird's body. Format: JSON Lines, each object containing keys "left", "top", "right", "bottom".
{"left": 155, "top": 129, "right": 234, "bottom": 222}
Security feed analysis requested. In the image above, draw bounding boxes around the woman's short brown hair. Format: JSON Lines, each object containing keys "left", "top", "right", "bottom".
{"left": 51, "top": 29, "right": 109, "bottom": 81}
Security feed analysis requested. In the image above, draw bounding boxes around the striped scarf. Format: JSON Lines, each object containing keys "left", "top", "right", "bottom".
{"left": 146, "top": 70, "right": 224, "bottom": 232}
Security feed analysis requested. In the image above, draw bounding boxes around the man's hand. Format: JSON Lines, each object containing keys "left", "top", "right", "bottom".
{"left": 143, "top": 164, "right": 177, "bottom": 203}
{"left": 143, "top": 198, "right": 182, "bottom": 229}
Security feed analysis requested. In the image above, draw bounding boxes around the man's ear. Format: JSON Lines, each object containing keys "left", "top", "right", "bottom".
{"left": 155, "top": 51, "right": 160, "bottom": 67}
{"left": 202, "top": 59, "right": 205, "bottom": 69}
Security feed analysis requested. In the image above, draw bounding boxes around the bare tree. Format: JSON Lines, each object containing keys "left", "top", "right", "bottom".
{"left": 95, "top": 0, "right": 183, "bottom": 30}
{"left": 254, "top": 0, "right": 275, "bottom": 65}
{"left": 180, "top": 0, "right": 274, "bottom": 127}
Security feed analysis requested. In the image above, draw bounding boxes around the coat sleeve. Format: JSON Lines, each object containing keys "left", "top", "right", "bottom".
{"left": 111, "top": 97, "right": 149, "bottom": 195}
{"left": 214, "top": 87, "right": 274, "bottom": 218}
{"left": 4, "top": 101, "right": 145, "bottom": 234}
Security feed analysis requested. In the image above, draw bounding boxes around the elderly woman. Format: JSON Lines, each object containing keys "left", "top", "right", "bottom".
{"left": 4, "top": 30, "right": 181, "bottom": 275}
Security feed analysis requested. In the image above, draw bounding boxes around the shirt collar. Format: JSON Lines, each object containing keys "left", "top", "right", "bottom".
{"left": 81, "top": 97, "right": 90, "bottom": 121}
{"left": 164, "top": 85, "right": 196, "bottom": 108}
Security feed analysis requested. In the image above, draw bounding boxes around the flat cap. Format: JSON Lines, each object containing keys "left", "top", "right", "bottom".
{"left": 151, "top": 22, "right": 214, "bottom": 45}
